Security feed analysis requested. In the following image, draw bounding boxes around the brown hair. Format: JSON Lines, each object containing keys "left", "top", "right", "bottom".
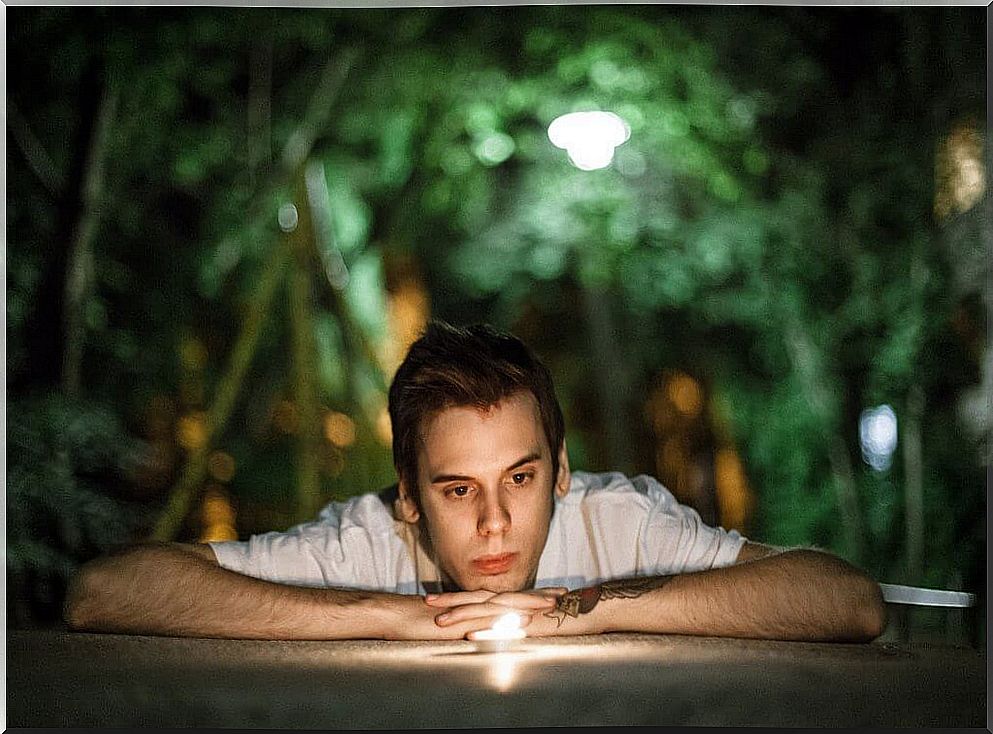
{"left": 388, "top": 321, "right": 565, "bottom": 499}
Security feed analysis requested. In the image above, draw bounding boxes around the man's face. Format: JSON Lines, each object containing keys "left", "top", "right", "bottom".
{"left": 405, "top": 391, "right": 567, "bottom": 593}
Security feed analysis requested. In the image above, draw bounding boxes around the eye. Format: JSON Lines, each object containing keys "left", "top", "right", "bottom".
{"left": 447, "top": 485, "right": 471, "bottom": 498}
{"left": 510, "top": 471, "right": 533, "bottom": 485}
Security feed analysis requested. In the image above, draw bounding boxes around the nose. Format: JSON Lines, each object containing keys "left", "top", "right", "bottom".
{"left": 477, "top": 490, "right": 511, "bottom": 536}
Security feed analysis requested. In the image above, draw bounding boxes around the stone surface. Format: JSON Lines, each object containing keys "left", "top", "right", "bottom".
{"left": 6, "top": 630, "right": 986, "bottom": 728}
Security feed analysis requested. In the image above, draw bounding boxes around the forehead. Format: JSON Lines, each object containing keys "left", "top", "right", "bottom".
{"left": 417, "top": 392, "right": 547, "bottom": 473}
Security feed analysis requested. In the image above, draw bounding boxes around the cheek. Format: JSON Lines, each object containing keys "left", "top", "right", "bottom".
{"left": 422, "top": 505, "right": 471, "bottom": 549}
{"left": 517, "top": 491, "right": 554, "bottom": 543}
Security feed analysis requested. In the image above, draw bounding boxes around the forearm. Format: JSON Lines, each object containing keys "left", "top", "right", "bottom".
{"left": 64, "top": 542, "right": 401, "bottom": 640}
{"left": 540, "top": 549, "right": 886, "bottom": 642}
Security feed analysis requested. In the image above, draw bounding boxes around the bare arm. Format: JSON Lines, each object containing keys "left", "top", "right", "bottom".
{"left": 432, "top": 543, "right": 887, "bottom": 643}
{"left": 539, "top": 544, "right": 886, "bottom": 641}
{"left": 63, "top": 542, "right": 516, "bottom": 640}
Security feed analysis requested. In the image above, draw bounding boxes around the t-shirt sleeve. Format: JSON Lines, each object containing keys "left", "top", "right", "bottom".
{"left": 208, "top": 526, "right": 329, "bottom": 587}
{"left": 634, "top": 474, "right": 747, "bottom": 575}
{"left": 207, "top": 495, "right": 393, "bottom": 589}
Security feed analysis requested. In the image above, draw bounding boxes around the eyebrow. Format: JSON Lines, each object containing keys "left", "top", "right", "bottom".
{"left": 429, "top": 451, "right": 543, "bottom": 485}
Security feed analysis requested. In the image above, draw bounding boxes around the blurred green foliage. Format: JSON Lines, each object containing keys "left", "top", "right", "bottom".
{"left": 6, "top": 394, "right": 153, "bottom": 626}
{"left": 5, "top": 6, "right": 987, "bottom": 637}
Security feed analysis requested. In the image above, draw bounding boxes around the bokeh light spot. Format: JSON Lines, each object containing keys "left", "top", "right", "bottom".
{"left": 324, "top": 411, "right": 357, "bottom": 448}
{"left": 176, "top": 411, "right": 208, "bottom": 451}
{"left": 667, "top": 373, "right": 703, "bottom": 417}
{"left": 859, "top": 404, "right": 898, "bottom": 472}
{"left": 473, "top": 132, "right": 516, "bottom": 166}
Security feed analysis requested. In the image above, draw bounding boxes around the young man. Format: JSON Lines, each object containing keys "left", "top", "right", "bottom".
{"left": 65, "top": 321, "right": 886, "bottom": 642}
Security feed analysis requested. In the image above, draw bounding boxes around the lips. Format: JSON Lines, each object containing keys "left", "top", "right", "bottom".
{"left": 472, "top": 552, "right": 517, "bottom": 575}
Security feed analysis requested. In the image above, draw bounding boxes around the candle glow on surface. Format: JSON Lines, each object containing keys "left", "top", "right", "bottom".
{"left": 487, "top": 652, "right": 520, "bottom": 692}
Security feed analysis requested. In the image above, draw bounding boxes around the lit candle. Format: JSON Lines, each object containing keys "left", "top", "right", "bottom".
{"left": 473, "top": 611, "right": 526, "bottom": 653}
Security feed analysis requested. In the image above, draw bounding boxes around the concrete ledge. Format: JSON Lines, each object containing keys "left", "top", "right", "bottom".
{"left": 6, "top": 630, "right": 986, "bottom": 728}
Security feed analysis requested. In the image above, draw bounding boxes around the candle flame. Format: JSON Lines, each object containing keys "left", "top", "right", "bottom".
{"left": 492, "top": 612, "right": 522, "bottom": 632}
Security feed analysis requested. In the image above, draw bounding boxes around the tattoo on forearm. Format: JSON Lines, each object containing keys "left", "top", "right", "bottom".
{"left": 544, "top": 576, "right": 675, "bottom": 628}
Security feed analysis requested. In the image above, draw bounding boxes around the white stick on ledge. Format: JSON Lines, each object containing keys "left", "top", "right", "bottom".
{"left": 879, "top": 583, "right": 975, "bottom": 608}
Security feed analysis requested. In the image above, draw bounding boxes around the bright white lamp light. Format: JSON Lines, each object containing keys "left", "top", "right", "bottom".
{"left": 859, "top": 404, "right": 898, "bottom": 472}
{"left": 547, "top": 111, "right": 631, "bottom": 171}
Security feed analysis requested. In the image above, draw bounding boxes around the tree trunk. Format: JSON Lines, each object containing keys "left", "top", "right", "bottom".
{"left": 247, "top": 15, "right": 273, "bottom": 188}
{"left": 278, "top": 47, "right": 361, "bottom": 177}
{"left": 580, "top": 281, "right": 636, "bottom": 474}
{"left": 902, "top": 384, "right": 925, "bottom": 585}
{"left": 62, "top": 85, "right": 118, "bottom": 397}
{"left": 150, "top": 242, "right": 291, "bottom": 541}
{"left": 21, "top": 57, "right": 104, "bottom": 391}
{"left": 785, "top": 317, "right": 866, "bottom": 564}
{"left": 289, "top": 166, "right": 324, "bottom": 523}
{"left": 306, "top": 160, "right": 389, "bottom": 398}
{"left": 148, "top": 46, "right": 362, "bottom": 541}
{"left": 7, "top": 100, "right": 65, "bottom": 196}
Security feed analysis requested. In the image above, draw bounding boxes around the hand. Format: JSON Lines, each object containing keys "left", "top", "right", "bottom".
{"left": 375, "top": 595, "right": 524, "bottom": 641}
{"left": 425, "top": 588, "right": 567, "bottom": 635}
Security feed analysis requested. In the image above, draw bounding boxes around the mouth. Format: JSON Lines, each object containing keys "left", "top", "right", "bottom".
{"left": 471, "top": 552, "right": 518, "bottom": 575}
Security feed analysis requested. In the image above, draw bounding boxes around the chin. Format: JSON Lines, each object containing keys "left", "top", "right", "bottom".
{"left": 474, "top": 575, "right": 531, "bottom": 594}
{"left": 449, "top": 564, "right": 536, "bottom": 593}
{"left": 477, "top": 581, "right": 516, "bottom": 593}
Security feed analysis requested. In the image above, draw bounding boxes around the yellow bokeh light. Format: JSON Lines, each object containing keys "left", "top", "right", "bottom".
{"left": 935, "top": 120, "right": 985, "bottom": 219}
{"left": 390, "top": 283, "right": 430, "bottom": 349}
{"left": 199, "top": 484, "right": 238, "bottom": 543}
{"left": 667, "top": 373, "right": 703, "bottom": 418}
{"left": 207, "top": 450, "right": 236, "bottom": 482}
{"left": 324, "top": 411, "right": 357, "bottom": 448}
{"left": 176, "top": 411, "right": 208, "bottom": 451}
{"left": 384, "top": 256, "right": 431, "bottom": 377}
{"left": 714, "top": 447, "right": 753, "bottom": 532}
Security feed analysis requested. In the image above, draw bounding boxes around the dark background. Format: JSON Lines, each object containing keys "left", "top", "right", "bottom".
{"left": 5, "top": 5, "right": 987, "bottom": 644}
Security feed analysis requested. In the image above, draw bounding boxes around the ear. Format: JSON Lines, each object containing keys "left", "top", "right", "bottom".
{"left": 554, "top": 440, "right": 571, "bottom": 498}
{"left": 396, "top": 479, "right": 421, "bottom": 523}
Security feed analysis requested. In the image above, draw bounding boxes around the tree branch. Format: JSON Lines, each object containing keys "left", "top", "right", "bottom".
{"left": 62, "top": 85, "right": 119, "bottom": 396}
{"left": 7, "top": 100, "right": 65, "bottom": 197}
{"left": 784, "top": 316, "right": 866, "bottom": 564}
{"left": 150, "top": 45, "right": 363, "bottom": 542}
{"left": 289, "top": 166, "right": 324, "bottom": 524}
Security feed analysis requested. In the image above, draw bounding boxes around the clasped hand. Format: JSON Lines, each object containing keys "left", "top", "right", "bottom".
{"left": 424, "top": 588, "right": 566, "bottom": 640}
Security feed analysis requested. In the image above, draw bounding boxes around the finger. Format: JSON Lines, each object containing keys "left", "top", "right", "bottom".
{"left": 487, "top": 592, "right": 560, "bottom": 610}
{"left": 424, "top": 590, "right": 493, "bottom": 607}
{"left": 537, "top": 586, "right": 569, "bottom": 597}
{"left": 433, "top": 593, "right": 560, "bottom": 627}
{"left": 436, "top": 601, "right": 536, "bottom": 627}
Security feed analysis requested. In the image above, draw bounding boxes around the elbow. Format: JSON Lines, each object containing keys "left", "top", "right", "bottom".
{"left": 851, "top": 576, "right": 887, "bottom": 642}
{"left": 796, "top": 550, "right": 887, "bottom": 642}
{"left": 63, "top": 560, "right": 107, "bottom": 631}
{"left": 866, "top": 588, "right": 888, "bottom": 641}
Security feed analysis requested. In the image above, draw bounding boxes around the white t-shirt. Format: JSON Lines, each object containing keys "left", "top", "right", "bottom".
{"left": 208, "top": 471, "right": 747, "bottom": 594}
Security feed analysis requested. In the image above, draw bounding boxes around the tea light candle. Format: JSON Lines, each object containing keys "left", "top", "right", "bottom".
{"left": 473, "top": 611, "right": 526, "bottom": 653}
